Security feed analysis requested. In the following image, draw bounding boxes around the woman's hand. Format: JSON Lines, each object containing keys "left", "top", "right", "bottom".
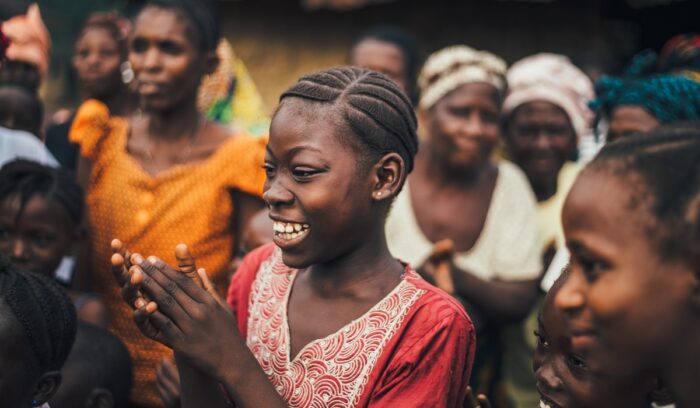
{"left": 128, "top": 248, "right": 246, "bottom": 380}
{"left": 464, "top": 386, "right": 491, "bottom": 408}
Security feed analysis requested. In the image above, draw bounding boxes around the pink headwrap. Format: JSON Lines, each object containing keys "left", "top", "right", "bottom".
{"left": 503, "top": 53, "right": 593, "bottom": 138}
{"left": 3, "top": 4, "right": 51, "bottom": 76}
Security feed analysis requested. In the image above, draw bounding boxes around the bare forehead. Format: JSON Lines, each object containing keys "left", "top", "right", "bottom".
{"left": 133, "top": 6, "right": 192, "bottom": 39}
{"left": 512, "top": 100, "right": 570, "bottom": 122}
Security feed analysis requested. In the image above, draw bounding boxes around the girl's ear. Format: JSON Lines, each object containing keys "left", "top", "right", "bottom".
{"left": 370, "top": 152, "right": 405, "bottom": 203}
{"left": 32, "top": 371, "right": 61, "bottom": 406}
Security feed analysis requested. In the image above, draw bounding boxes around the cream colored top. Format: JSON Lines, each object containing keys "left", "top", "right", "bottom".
{"left": 386, "top": 161, "right": 542, "bottom": 281}
{"left": 536, "top": 161, "right": 582, "bottom": 253}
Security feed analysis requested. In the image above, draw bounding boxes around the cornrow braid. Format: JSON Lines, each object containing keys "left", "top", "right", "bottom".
{"left": 145, "top": 0, "right": 219, "bottom": 52}
{"left": 280, "top": 66, "right": 418, "bottom": 173}
{"left": 0, "top": 257, "right": 77, "bottom": 371}
{"left": 588, "top": 123, "right": 700, "bottom": 258}
{"left": 0, "top": 159, "right": 84, "bottom": 224}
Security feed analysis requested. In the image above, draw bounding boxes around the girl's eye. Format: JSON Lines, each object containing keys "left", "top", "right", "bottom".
{"left": 567, "top": 353, "right": 588, "bottom": 370}
{"left": 262, "top": 164, "right": 276, "bottom": 178}
{"left": 534, "top": 330, "right": 549, "bottom": 348}
{"left": 131, "top": 38, "right": 147, "bottom": 53}
{"left": 32, "top": 234, "right": 53, "bottom": 247}
{"left": 578, "top": 256, "right": 605, "bottom": 282}
{"left": 292, "top": 168, "right": 320, "bottom": 179}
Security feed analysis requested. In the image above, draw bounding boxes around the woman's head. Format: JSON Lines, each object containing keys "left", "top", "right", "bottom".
{"left": 555, "top": 125, "right": 700, "bottom": 381}
{"left": 265, "top": 66, "right": 417, "bottom": 268}
{"left": 534, "top": 270, "right": 657, "bottom": 408}
{"left": 130, "top": 0, "right": 220, "bottom": 112}
{"left": 0, "top": 160, "right": 84, "bottom": 278}
{"left": 350, "top": 25, "right": 421, "bottom": 104}
{"left": 73, "top": 12, "right": 129, "bottom": 99}
{"left": 418, "top": 45, "right": 507, "bottom": 174}
{"left": 502, "top": 54, "right": 593, "bottom": 194}
{"left": 0, "top": 258, "right": 77, "bottom": 407}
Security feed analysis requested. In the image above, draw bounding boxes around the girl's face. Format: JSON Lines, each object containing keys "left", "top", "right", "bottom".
{"left": 129, "top": 7, "right": 209, "bottom": 112}
{"left": 263, "top": 100, "right": 379, "bottom": 269}
{"left": 555, "top": 169, "right": 695, "bottom": 380}
{"left": 423, "top": 83, "right": 500, "bottom": 173}
{"left": 534, "top": 274, "right": 653, "bottom": 408}
{"left": 506, "top": 101, "right": 576, "bottom": 188}
{"left": 0, "top": 195, "right": 76, "bottom": 277}
{"left": 73, "top": 27, "right": 123, "bottom": 98}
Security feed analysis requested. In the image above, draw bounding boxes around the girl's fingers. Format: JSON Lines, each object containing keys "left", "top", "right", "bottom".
{"left": 134, "top": 302, "right": 180, "bottom": 347}
{"left": 120, "top": 264, "right": 145, "bottom": 308}
{"left": 136, "top": 261, "right": 193, "bottom": 322}
{"left": 111, "top": 252, "right": 131, "bottom": 286}
{"left": 138, "top": 256, "right": 211, "bottom": 304}
{"left": 197, "top": 267, "right": 228, "bottom": 308}
{"left": 175, "top": 243, "right": 203, "bottom": 287}
{"left": 464, "top": 386, "right": 479, "bottom": 408}
{"left": 477, "top": 395, "right": 492, "bottom": 408}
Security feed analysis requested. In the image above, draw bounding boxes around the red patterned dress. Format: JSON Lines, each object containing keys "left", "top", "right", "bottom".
{"left": 227, "top": 244, "right": 476, "bottom": 407}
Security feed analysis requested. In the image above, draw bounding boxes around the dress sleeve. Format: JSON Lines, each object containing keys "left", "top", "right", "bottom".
{"left": 226, "top": 243, "right": 276, "bottom": 337}
{"left": 368, "top": 311, "right": 476, "bottom": 407}
{"left": 68, "top": 99, "right": 123, "bottom": 163}
{"left": 222, "top": 134, "right": 267, "bottom": 197}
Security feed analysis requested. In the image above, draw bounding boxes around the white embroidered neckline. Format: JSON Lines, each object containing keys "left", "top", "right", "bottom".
{"left": 246, "top": 249, "right": 424, "bottom": 407}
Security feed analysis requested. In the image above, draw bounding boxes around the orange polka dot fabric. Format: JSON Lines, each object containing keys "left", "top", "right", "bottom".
{"left": 70, "top": 99, "right": 266, "bottom": 407}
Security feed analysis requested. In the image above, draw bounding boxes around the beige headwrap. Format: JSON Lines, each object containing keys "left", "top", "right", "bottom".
{"left": 3, "top": 4, "right": 51, "bottom": 76}
{"left": 418, "top": 45, "right": 507, "bottom": 110}
{"left": 503, "top": 53, "right": 593, "bottom": 138}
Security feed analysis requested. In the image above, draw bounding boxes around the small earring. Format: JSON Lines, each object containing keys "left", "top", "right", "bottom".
{"left": 120, "top": 61, "right": 134, "bottom": 84}
{"left": 376, "top": 192, "right": 383, "bottom": 197}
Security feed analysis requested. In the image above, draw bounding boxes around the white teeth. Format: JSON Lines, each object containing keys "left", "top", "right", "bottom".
{"left": 273, "top": 221, "right": 309, "bottom": 240}
{"left": 539, "top": 401, "right": 551, "bottom": 408}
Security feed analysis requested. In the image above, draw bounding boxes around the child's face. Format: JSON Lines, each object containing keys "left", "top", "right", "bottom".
{"left": 0, "top": 195, "right": 76, "bottom": 277}
{"left": 73, "top": 27, "right": 123, "bottom": 98}
{"left": 534, "top": 274, "right": 653, "bottom": 408}
{"left": 555, "top": 169, "right": 694, "bottom": 380}
{"left": 264, "top": 100, "right": 377, "bottom": 268}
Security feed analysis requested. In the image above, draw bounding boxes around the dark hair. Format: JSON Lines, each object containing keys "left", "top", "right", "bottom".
{"left": 0, "top": 85, "right": 43, "bottom": 136}
{"left": 76, "top": 12, "right": 129, "bottom": 59}
{"left": 64, "top": 322, "right": 133, "bottom": 407}
{"left": 351, "top": 25, "right": 421, "bottom": 104}
{"left": 0, "top": 159, "right": 84, "bottom": 224}
{"left": 0, "top": 257, "right": 77, "bottom": 372}
{"left": 279, "top": 66, "right": 418, "bottom": 174}
{"left": 143, "top": 0, "right": 220, "bottom": 52}
{"left": 588, "top": 123, "right": 700, "bottom": 258}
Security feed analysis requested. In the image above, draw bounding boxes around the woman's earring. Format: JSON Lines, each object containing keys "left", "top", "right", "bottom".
{"left": 120, "top": 61, "right": 134, "bottom": 84}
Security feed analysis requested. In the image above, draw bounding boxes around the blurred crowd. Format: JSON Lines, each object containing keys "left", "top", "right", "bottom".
{"left": 1, "top": 1, "right": 699, "bottom": 408}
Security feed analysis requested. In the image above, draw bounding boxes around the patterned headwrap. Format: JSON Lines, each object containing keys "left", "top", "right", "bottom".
{"left": 2, "top": 4, "right": 51, "bottom": 76}
{"left": 418, "top": 45, "right": 507, "bottom": 110}
{"left": 590, "top": 49, "right": 700, "bottom": 124}
{"left": 503, "top": 53, "right": 594, "bottom": 138}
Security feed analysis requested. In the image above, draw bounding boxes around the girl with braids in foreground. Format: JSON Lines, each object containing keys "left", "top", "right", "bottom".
{"left": 555, "top": 125, "right": 700, "bottom": 407}
{"left": 112, "top": 66, "right": 475, "bottom": 407}
{"left": 0, "top": 258, "right": 77, "bottom": 408}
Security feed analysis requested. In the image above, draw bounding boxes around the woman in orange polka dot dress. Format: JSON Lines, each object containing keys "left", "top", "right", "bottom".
{"left": 69, "top": 1, "right": 266, "bottom": 406}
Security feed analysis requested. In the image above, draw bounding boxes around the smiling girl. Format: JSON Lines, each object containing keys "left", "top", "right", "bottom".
{"left": 555, "top": 124, "right": 700, "bottom": 407}
{"left": 113, "top": 66, "right": 476, "bottom": 407}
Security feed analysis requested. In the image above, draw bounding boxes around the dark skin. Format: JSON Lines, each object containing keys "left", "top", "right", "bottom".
{"left": 0, "top": 195, "right": 108, "bottom": 327}
{"left": 0, "top": 302, "right": 62, "bottom": 407}
{"left": 0, "top": 86, "right": 41, "bottom": 137}
{"left": 555, "top": 169, "right": 699, "bottom": 407}
{"left": 606, "top": 105, "right": 660, "bottom": 143}
{"left": 74, "top": 6, "right": 265, "bottom": 289}
{"left": 73, "top": 26, "right": 132, "bottom": 116}
{"left": 350, "top": 38, "right": 408, "bottom": 96}
{"left": 414, "top": 83, "right": 539, "bottom": 322}
{"left": 111, "top": 97, "right": 408, "bottom": 407}
{"left": 504, "top": 101, "right": 577, "bottom": 202}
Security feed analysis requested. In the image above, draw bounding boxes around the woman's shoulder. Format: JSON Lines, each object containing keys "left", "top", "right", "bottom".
{"left": 69, "top": 99, "right": 127, "bottom": 161}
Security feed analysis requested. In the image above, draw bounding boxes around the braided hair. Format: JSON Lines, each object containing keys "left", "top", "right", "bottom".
{"left": 0, "top": 159, "right": 84, "bottom": 225}
{"left": 279, "top": 66, "right": 418, "bottom": 175}
{"left": 143, "top": 0, "right": 220, "bottom": 53}
{"left": 0, "top": 257, "right": 77, "bottom": 372}
{"left": 588, "top": 123, "right": 700, "bottom": 259}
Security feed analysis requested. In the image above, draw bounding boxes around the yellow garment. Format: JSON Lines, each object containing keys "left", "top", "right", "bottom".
{"left": 198, "top": 39, "right": 269, "bottom": 136}
{"left": 536, "top": 161, "right": 582, "bottom": 253}
{"left": 69, "top": 100, "right": 266, "bottom": 407}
